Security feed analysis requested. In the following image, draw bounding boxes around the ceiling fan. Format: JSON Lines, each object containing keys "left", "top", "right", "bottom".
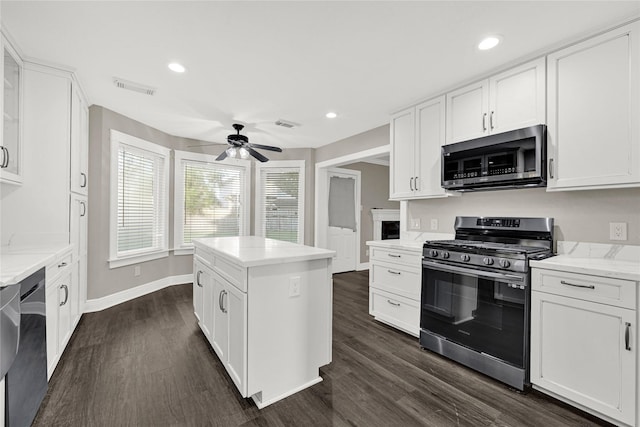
{"left": 215, "top": 123, "right": 282, "bottom": 162}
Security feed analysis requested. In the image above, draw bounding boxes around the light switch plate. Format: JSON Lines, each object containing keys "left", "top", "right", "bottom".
{"left": 610, "top": 222, "right": 628, "bottom": 241}
{"left": 430, "top": 219, "right": 438, "bottom": 231}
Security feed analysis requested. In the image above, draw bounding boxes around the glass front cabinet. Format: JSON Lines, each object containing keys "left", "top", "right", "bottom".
{"left": 1, "top": 35, "right": 23, "bottom": 184}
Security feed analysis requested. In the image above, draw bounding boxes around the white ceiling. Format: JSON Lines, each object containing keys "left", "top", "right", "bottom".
{"left": 2, "top": 1, "right": 639, "bottom": 149}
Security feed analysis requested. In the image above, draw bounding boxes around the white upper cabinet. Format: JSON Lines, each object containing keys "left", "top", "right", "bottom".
{"left": 446, "top": 57, "right": 546, "bottom": 144}
{"left": 70, "top": 81, "right": 88, "bottom": 195}
{"left": 390, "top": 96, "right": 453, "bottom": 200}
{"left": 547, "top": 21, "right": 640, "bottom": 191}
{"left": 1, "top": 35, "right": 24, "bottom": 184}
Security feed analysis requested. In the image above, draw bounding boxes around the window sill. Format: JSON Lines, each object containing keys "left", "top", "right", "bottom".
{"left": 172, "top": 247, "right": 194, "bottom": 256}
{"left": 108, "top": 250, "right": 169, "bottom": 269}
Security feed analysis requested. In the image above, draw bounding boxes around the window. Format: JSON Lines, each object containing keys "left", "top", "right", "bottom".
{"left": 109, "top": 130, "right": 170, "bottom": 268}
{"left": 174, "top": 151, "right": 250, "bottom": 253}
{"left": 255, "top": 161, "right": 305, "bottom": 244}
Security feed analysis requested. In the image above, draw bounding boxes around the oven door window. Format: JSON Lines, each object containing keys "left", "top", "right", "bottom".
{"left": 421, "top": 266, "right": 527, "bottom": 368}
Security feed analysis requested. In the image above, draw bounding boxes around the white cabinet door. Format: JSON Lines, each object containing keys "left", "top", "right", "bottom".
{"left": 70, "top": 82, "right": 88, "bottom": 195}
{"left": 531, "top": 291, "right": 636, "bottom": 426}
{"left": 489, "top": 57, "right": 545, "bottom": 134}
{"left": 57, "top": 271, "right": 73, "bottom": 352}
{"left": 1, "top": 36, "right": 24, "bottom": 184}
{"left": 193, "top": 258, "right": 213, "bottom": 342}
{"left": 446, "top": 80, "right": 488, "bottom": 144}
{"left": 389, "top": 108, "right": 415, "bottom": 199}
{"left": 193, "top": 260, "right": 204, "bottom": 324}
{"left": 212, "top": 272, "right": 228, "bottom": 362}
{"left": 415, "top": 96, "right": 448, "bottom": 198}
{"left": 45, "top": 284, "right": 59, "bottom": 379}
{"left": 70, "top": 194, "right": 87, "bottom": 324}
{"left": 225, "top": 281, "right": 247, "bottom": 395}
{"left": 547, "top": 22, "right": 640, "bottom": 190}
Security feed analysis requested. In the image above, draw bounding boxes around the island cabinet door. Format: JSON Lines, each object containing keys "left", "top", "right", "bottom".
{"left": 225, "top": 282, "right": 247, "bottom": 396}
{"left": 212, "top": 273, "right": 228, "bottom": 362}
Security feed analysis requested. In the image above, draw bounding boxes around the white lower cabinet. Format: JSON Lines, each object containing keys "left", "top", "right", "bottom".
{"left": 193, "top": 256, "right": 214, "bottom": 342}
{"left": 531, "top": 268, "right": 637, "bottom": 426}
{"left": 212, "top": 271, "right": 247, "bottom": 394}
{"left": 45, "top": 250, "right": 74, "bottom": 379}
{"left": 368, "top": 244, "right": 422, "bottom": 337}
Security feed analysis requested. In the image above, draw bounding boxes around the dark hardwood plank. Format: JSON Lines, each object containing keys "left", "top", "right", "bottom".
{"left": 32, "top": 272, "right": 612, "bottom": 427}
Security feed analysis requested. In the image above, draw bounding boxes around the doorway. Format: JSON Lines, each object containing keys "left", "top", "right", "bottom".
{"left": 327, "top": 168, "right": 361, "bottom": 274}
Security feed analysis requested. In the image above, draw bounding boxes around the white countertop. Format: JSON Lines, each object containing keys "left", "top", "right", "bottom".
{"left": 193, "top": 236, "right": 335, "bottom": 268}
{"left": 0, "top": 243, "right": 72, "bottom": 287}
{"left": 530, "top": 241, "right": 640, "bottom": 281}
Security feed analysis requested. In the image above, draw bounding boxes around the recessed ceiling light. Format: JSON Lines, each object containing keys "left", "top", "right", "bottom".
{"left": 168, "top": 62, "right": 186, "bottom": 73}
{"left": 478, "top": 36, "right": 501, "bottom": 51}
{"left": 326, "top": 112, "right": 337, "bottom": 119}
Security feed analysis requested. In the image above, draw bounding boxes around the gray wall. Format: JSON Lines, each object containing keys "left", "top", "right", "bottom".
{"left": 341, "top": 162, "right": 399, "bottom": 264}
{"left": 315, "top": 124, "right": 389, "bottom": 163}
{"left": 88, "top": 106, "right": 314, "bottom": 300}
{"left": 408, "top": 187, "right": 640, "bottom": 245}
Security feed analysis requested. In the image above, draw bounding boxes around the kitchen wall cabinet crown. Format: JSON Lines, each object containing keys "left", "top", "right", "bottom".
{"left": 1, "top": 34, "right": 24, "bottom": 185}
{"left": 446, "top": 57, "right": 546, "bottom": 144}
{"left": 546, "top": 21, "right": 640, "bottom": 191}
{"left": 390, "top": 95, "right": 454, "bottom": 200}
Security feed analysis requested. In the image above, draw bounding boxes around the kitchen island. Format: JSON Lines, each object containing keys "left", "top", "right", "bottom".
{"left": 192, "top": 236, "right": 335, "bottom": 409}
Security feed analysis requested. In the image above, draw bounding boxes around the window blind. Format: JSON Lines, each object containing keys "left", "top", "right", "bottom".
{"left": 182, "top": 160, "right": 245, "bottom": 244}
{"left": 259, "top": 168, "right": 302, "bottom": 243}
{"left": 116, "top": 145, "right": 167, "bottom": 256}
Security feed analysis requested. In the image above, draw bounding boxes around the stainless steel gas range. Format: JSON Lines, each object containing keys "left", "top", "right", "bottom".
{"left": 420, "top": 216, "right": 554, "bottom": 390}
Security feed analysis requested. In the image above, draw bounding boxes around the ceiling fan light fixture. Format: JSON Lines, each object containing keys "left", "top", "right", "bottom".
{"left": 238, "top": 147, "right": 250, "bottom": 159}
{"left": 226, "top": 147, "right": 237, "bottom": 158}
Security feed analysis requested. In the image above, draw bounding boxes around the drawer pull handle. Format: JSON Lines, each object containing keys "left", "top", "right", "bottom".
{"left": 60, "top": 284, "right": 69, "bottom": 306}
{"left": 387, "top": 254, "right": 401, "bottom": 258}
{"left": 387, "top": 299, "right": 400, "bottom": 307}
{"left": 388, "top": 270, "right": 401, "bottom": 275}
{"left": 560, "top": 280, "right": 594, "bottom": 290}
{"left": 58, "top": 262, "right": 68, "bottom": 268}
{"left": 625, "top": 323, "right": 631, "bottom": 351}
{"left": 196, "top": 271, "right": 203, "bottom": 288}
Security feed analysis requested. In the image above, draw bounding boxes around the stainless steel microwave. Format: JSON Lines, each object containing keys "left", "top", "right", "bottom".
{"left": 441, "top": 124, "right": 547, "bottom": 191}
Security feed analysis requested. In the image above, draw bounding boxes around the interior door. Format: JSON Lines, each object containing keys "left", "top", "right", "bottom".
{"left": 327, "top": 168, "right": 360, "bottom": 274}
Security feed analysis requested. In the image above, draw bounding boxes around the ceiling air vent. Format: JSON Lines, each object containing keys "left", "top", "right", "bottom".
{"left": 274, "top": 119, "right": 298, "bottom": 129}
{"left": 113, "top": 77, "right": 156, "bottom": 96}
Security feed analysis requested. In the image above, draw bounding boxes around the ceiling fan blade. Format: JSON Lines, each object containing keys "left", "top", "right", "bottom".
{"left": 246, "top": 147, "right": 269, "bottom": 162}
{"left": 215, "top": 150, "right": 228, "bottom": 161}
{"left": 248, "top": 143, "right": 282, "bottom": 152}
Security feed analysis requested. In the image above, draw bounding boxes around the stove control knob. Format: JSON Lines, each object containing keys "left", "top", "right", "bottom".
{"left": 499, "top": 259, "right": 511, "bottom": 268}
{"left": 483, "top": 257, "right": 494, "bottom": 266}
{"left": 461, "top": 254, "right": 470, "bottom": 262}
{"left": 429, "top": 249, "right": 438, "bottom": 257}
{"left": 442, "top": 251, "right": 450, "bottom": 259}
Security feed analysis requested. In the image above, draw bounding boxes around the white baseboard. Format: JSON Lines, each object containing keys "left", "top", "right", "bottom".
{"left": 357, "top": 262, "right": 370, "bottom": 271}
{"left": 83, "top": 274, "right": 192, "bottom": 313}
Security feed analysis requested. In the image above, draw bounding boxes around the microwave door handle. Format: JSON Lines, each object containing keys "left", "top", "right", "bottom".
{"left": 422, "top": 259, "right": 524, "bottom": 282}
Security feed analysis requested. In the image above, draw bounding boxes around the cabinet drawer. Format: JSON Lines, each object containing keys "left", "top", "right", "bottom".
{"left": 370, "top": 262, "right": 421, "bottom": 300}
{"left": 46, "top": 250, "right": 73, "bottom": 284}
{"left": 370, "top": 246, "right": 421, "bottom": 267}
{"left": 214, "top": 256, "right": 247, "bottom": 293}
{"left": 369, "top": 288, "right": 419, "bottom": 337}
{"left": 194, "top": 246, "right": 214, "bottom": 269}
{"left": 532, "top": 268, "right": 636, "bottom": 310}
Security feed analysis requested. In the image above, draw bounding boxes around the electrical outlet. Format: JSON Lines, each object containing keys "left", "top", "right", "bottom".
{"left": 410, "top": 218, "right": 421, "bottom": 229}
{"left": 430, "top": 219, "right": 438, "bottom": 231}
{"left": 134, "top": 265, "right": 141, "bottom": 277}
{"left": 289, "top": 276, "right": 301, "bottom": 297}
{"left": 610, "top": 222, "right": 628, "bottom": 241}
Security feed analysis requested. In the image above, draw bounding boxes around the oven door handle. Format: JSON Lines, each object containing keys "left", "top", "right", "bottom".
{"left": 422, "top": 259, "right": 524, "bottom": 282}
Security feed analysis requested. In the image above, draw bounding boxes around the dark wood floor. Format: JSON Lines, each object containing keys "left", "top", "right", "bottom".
{"left": 33, "top": 271, "right": 611, "bottom": 426}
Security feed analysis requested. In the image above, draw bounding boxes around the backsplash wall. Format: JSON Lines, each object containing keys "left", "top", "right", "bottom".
{"left": 407, "top": 187, "right": 640, "bottom": 245}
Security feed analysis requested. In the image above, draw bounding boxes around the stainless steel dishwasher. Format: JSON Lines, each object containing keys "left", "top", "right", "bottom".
{"left": 0, "top": 284, "right": 20, "bottom": 378}
{"left": 5, "top": 267, "right": 48, "bottom": 427}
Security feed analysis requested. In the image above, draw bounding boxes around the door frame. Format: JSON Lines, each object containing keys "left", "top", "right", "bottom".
{"left": 314, "top": 144, "right": 391, "bottom": 271}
